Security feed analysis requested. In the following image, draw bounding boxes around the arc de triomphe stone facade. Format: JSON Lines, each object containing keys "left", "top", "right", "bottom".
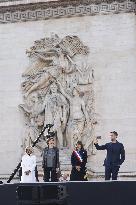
{"left": 0, "top": 0, "right": 136, "bottom": 179}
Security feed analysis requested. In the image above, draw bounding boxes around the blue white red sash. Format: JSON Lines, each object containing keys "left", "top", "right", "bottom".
{"left": 73, "top": 150, "right": 83, "bottom": 163}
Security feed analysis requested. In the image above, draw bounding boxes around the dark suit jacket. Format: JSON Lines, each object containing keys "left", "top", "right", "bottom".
{"left": 71, "top": 149, "right": 87, "bottom": 169}
{"left": 94, "top": 141, "right": 125, "bottom": 167}
{"left": 42, "top": 147, "right": 59, "bottom": 169}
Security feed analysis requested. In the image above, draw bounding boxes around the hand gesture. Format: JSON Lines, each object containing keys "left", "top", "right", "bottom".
{"left": 76, "top": 166, "right": 81, "bottom": 172}
{"left": 94, "top": 138, "right": 98, "bottom": 145}
{"left": 24, "top": 170, "right": 31, "bottom": 175}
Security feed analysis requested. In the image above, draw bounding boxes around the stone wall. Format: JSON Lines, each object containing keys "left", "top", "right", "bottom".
{"left": 0, "top": 0, "right": 135, "bottom": 23}
{"left": 0, "top": 11, "right": 136, "bottom": 176}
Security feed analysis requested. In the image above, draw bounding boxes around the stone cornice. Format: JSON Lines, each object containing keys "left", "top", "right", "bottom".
{"left": 0, "top": 0, "right": 135, "bottom": 23}
{"left": 0, "top": 0, "right": 135, "bottom": 9}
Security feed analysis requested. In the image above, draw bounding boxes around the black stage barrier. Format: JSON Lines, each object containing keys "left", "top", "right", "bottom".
{"left": 0, "top": 181, "right": 136, "bottom": 205}
{"left": 16, "top": 183, "right": 68, "bottom": 205}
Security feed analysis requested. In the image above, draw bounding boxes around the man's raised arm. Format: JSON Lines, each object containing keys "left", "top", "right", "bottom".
{"left": 94, "top": 139, "right": 107, "bottom": 150}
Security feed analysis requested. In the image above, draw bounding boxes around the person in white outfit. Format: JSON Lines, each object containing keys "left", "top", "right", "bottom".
{"left": 20, "top": 146, "right": 37, "bottom": 183}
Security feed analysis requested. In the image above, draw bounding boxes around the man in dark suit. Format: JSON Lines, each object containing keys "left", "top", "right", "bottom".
{"left": 94, "top": 131, "right": 125, "bottom": 180}
{"left": 42, "top": 136, "right": 59, "bottom": 182}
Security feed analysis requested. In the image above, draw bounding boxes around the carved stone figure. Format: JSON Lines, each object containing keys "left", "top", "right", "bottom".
{"left": 57, "top": 81, "right": 89, "bottom": 148}
{"left": 19, "top": 34, "right": 96, "bottom": 155}
{"left": 39, "top": 83, "right": 69, "bottom": 148}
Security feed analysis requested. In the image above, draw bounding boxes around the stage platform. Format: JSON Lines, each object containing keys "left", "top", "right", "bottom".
{"left": 0, "top": 181, "right": 136, "bottom": 205}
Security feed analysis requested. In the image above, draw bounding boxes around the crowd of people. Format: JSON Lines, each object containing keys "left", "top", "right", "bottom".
{"left": 20, "top": 131, "right": 125, "bottom": 183}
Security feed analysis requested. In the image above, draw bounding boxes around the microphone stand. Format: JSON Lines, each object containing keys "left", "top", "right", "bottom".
{"left": 7, "top": 124, "right": 53, "bottom": 183}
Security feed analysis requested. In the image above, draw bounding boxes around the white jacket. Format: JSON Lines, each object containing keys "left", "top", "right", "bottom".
{"left": 20, "top": 154, "right": 36, "bottom": 183}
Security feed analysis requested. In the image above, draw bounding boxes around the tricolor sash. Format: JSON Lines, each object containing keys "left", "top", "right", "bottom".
{"left": 73, "top": 150, "right": 83, "bottom": 163}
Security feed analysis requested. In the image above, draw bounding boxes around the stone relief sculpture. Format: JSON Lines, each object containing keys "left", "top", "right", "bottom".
{"left": 57, "top": 81, "right": 89, "bottom": 148}
{"left": 19, "top": 33, "right": 96, "bottom": 156}
{"left": 39, "top": 82, "right": 69, "bottom": 148}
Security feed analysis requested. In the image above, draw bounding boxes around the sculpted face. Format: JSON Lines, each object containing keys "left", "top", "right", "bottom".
{"left": 31, "top": 93, "right": 38, "bottom": 103}
{"left": 50, "top": 83, "right": 57, "bottom": 93}
{"left": 72, "top": 88, "right": 79, "bottom": 97}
